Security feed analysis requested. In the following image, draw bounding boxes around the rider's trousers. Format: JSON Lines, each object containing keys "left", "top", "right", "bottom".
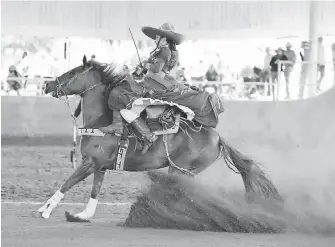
{"left": 120, "top": 105, "right": 147, "bottom": 123}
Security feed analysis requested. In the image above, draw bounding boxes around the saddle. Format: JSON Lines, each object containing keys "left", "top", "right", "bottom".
{"left": 129, "top": 105, "right": 182, "bottom": 138}
{"left": 111, "top": 105, "right": 182, "bottom": 170}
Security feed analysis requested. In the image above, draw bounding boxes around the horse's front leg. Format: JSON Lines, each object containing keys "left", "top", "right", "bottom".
{"left": 38, "top": 157, "right": 97, "bottom": 219}
{"left": 72, "top": 168, "right": 106, "bottom": 221}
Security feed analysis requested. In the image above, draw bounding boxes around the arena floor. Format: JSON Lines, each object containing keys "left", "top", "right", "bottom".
{"left": 3, "top": 203, "right": 334, "bottom": 247}
{"left": 4, "top": 147, "right": 328, "bottom": 247}
{"left": 2, "top": 89, "right": 335, "bottom": 246}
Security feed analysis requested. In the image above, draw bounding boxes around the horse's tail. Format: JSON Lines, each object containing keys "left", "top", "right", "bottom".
{"left": 74, "top": 99, "right": 82, "bottom": 118}
{"left": 219, "top": 135, "right": 283, "bottom": 203}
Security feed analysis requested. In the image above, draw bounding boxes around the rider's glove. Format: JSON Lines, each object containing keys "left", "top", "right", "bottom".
{"left": 190, "top": 85, "right": 200, "bottom": 92}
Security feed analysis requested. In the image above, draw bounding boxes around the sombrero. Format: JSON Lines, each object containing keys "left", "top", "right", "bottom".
{"left": 142, "top": 23, "right": 185, "bottom": 45}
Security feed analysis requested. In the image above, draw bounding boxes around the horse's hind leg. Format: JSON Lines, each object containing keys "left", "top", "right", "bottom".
{"left": 72, "top": 168, "right": 106, "bottom": 221}
{"left": 38, "top": 157, "right": 97, "bottom": 219}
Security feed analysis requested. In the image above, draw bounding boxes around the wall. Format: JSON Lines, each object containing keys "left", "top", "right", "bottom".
{"left": 1, "top": 96, "right": 80, "bottom": 145}
{"left": 2, "top": 88, "right": 335, "bottom": 155}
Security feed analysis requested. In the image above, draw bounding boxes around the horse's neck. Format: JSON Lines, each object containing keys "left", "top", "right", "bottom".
{"left": 81, "top": 90, "right": 106, "bottom": 126}
{"left": 80, "top": 70, "right": 110, "bottom": 128}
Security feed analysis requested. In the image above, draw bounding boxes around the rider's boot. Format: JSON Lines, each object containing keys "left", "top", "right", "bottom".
{"left": 99, "top": 110, "right": 124, "bottom": 135}
{"left": 130, "top": 117, "right": 158, "bottom": 154}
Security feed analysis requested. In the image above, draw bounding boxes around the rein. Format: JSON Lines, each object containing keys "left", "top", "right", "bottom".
{"left": 55, "top": 66, "right": 103, "bottom": 127}
{"left": 55, "top": 65, "right": 103, "bottom": 169}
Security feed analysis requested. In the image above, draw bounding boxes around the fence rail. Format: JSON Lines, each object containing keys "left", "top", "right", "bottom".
{"left": 2, "top": 60, "right": 335, "bottom": 101}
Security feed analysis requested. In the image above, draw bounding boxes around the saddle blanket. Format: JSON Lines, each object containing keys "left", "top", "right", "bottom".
{"left": 132, "top": 98, "right": 195, "bottom": 121}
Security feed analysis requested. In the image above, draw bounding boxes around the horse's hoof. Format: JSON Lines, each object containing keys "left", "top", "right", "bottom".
{"left": 65, "top": 211, "right": 91, "bottom": 223}
{"left": 41, "top": 211, "right": 51, "bottom": 219}
{"left": 36, "top": 211, "right": 47, "bottom": 219}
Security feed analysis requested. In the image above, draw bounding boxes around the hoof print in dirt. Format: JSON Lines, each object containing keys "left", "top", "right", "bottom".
{"left": 65, "top": 211, "right": 91, "bottom": 223}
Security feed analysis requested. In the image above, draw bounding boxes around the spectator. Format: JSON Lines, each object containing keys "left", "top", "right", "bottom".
{"left": 262, "top": 47, "right": 272, "bottom": 95}
{"left": 240, "top": 65, "right": 257, "bottom": 98}
{"left": 205, "top": 64, "right": 219, "bottom": 81}
{"left": 317, "top": 37, "right": 326, "bottom": 91}
{"left": 6, "top": 65, "right": 22, "bottom": 96}
{"left": 284, "top": 43, "right": 297, "bottom": 99}
{"left": 269, "top": 47, "right": 288, "bottom": 97}
{"left": 16, "top": 51, "right": 30, "bottom": 89}
{"left": 91, "top": 54, "right": 96, "bottom": 61}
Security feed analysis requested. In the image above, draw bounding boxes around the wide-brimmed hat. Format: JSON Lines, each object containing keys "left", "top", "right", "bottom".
{"left": 142, "top": 23, "right": 185, "bottom": 45}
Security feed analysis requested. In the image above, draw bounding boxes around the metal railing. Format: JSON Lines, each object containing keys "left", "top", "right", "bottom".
{"left": 2, "top": 63, "right": 334, "bottom": 100}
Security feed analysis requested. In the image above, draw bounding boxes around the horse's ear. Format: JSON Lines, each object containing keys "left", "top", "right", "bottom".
{"left": 83, "top": 55, "right": 87, "bottom": 66}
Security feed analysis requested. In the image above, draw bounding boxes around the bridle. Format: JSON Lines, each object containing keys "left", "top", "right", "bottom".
{"left": 54, "top": 65, "right": 102, "bottom": 127}
{"left": 53, "top": 64, "right": 105, "bottom": 169}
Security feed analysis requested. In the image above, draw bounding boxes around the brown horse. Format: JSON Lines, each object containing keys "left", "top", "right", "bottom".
{"left": 39, "top": 56, "right": 282, "bottom": 222}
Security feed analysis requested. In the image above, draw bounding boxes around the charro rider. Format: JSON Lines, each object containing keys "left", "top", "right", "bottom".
{"left": 100, "top": 23, "right": 224, "bottom": 154}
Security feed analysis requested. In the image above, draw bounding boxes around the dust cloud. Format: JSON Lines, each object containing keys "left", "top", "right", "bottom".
{"left": 124, "top": 169, "right": 335, "bottom": 235}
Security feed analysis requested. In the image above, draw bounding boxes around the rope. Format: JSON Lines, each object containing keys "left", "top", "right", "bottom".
{"left": 180, "top": 117, "right": 206, "bottom": 132}
{"left": 162, "top": 125, "right": 194, "bottom": 176}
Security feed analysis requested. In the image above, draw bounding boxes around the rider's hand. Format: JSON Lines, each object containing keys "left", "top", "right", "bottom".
{"left": 133, "top": 65, "right": 143, "bottom": 76}
{"left": 147, "top": 56, "right": 155, "bottom": 63}
{"left": 137, "top": 65, "right": 144, "bottom": 72}
{"left": 144, "top": 62, "right": 151, "bottom": 70}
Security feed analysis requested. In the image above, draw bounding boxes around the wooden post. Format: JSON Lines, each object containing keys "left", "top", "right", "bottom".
{"left": 307, "top": 0, "right": 318, "bottom": 97}
{"left": 299, "top": 41, "right": 311, "bottom": 99}
{"left": 332, "top": 43, "right": 335, "bottom": 87}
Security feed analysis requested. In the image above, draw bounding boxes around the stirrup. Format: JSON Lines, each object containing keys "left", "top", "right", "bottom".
{"left": 99, "top": 124, "right": 123, "bottom": 135}
{"left": 141, "top": 135, "right": 158, "bottom": 154}
{"left": 141, "top": 141, "right": 155, "bottom": 154}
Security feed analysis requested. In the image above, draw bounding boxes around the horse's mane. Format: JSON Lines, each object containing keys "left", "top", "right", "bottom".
{"left": 74, "top": 60, "right": 126, "bottom": 118}
{"left": 90, "top": 60, "right": 126, "bottom": 85}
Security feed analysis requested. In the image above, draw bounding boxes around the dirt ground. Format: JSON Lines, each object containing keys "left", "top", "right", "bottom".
{"left": 1, "top": 146, "right": 147, "bottom": 203}
{"left": 2, "top": 203, "right": 335, "bottom": 247}
{"left": 2, "top": 145, "right": 335, "bottom": 247}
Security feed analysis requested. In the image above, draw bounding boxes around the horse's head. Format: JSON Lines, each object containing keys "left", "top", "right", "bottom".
{"left": 45, "top": 55, "right": 102, "bottom": 98}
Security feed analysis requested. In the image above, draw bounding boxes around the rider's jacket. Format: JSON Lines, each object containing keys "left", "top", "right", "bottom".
{"left": 142, "top": 45, "right": 187, "bottom": 93}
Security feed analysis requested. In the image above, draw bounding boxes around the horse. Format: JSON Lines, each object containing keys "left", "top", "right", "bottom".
{"left": 39, "top": 55, "right": 282, "bottom": 222}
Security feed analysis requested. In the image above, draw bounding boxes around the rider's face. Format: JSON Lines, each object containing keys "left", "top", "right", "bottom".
{"left": 155, "top": 35, "right": 166, "bottom": 46}
{"left": 155, "top": 35, "right": 161, "bottom": 45}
